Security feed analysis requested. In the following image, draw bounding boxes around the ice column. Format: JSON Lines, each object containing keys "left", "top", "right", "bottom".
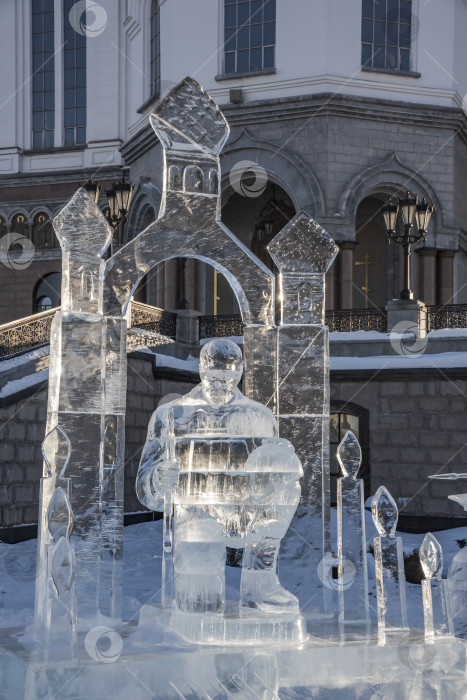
{"left": 35, "top": 189, "right": 127, "bottom": 628}
{"left": 336, "top": 430, "right": 369, "bottom": 626}
{"left": 371, "top": 486, "right": 408, "bottom": 642}
{"left": 420, "top": 533, "right": 453, "bottom": 640}
{"left": 36, "top": 426, "right": 77, "bottom": 660}
{"left": 269, "top": 213, "right": 338, "bottom": 615}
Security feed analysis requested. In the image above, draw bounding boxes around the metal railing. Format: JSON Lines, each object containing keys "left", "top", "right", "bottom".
{"left": 0, "top": 308, "right": 58, "bottom": 359}
{"left": 130, "top": 301, "right": 177, "bottom": 338}
{"left": 427, "top": 304, "right": 467, "bottom": 332}
{"left": 199, "top": 314, "right": 244, "bottom": 339}
{"left": 1, "top": 302, "right": 467, "bottom": 361}
{"left": 325, "top": 308, "right": 388, "bottom": 333}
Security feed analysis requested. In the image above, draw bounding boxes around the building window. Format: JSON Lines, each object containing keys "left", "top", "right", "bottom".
{"left": 330, "top": 402, "right": 370, "bottom": 506}
{"left": 224, "top": 0, "right": 276, "bottom": 75}
{"left": 34, "top": 273, "right": 61, "bottom": 314}
{"left": 150, "top": 1, "right": 161, "bottom": 97}
{"left": 11, "top": 214, "right": 29, "bottom": 239}
{"left": 63, "top": 0, "right": 86, "bottom": 146}
{"left": 361, "top": 0, "right": 412, "bottom": 72}
{"left": 32, "top": 0, "right": 55, "bottom": 150}
{"left": 33, "top": 213, "right": 56, "bottom": 249}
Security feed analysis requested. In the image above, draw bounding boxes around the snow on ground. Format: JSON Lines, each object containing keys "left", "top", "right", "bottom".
{"left": 0, "top": 368, "right": 49, "bottom": 399}
{"left": 330, "top": 351, "right": 467, "bottom": 370}
{"left": 0, "top": 345, "right": 50, "bottom": 374}
{"left": 2, "top": 513, "right": 467, "bottom": 635}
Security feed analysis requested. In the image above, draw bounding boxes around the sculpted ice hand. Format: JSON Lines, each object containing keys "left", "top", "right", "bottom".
{"left": 136, "top": 339, "right": 303, "bottom": 627}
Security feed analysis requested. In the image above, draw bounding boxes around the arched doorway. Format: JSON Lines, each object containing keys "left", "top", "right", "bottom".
{"left": 218, "top": 181, "right": 295, "bottom": 315}
{"left": 330, "top": 401, "right": 370, "bottom": 506}
{"left": 353, "top": 196, "right": 388, "bottom": 308}
{"left": 33, "top": 272, "right": 61, "bottom": 313}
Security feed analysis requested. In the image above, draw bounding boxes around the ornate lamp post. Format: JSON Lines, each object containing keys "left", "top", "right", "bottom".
{"left": 83, "top": 175, "right": 134, "bottom": 255}
{"left": 382, "top": 192, "right": 434, "bottom": 301}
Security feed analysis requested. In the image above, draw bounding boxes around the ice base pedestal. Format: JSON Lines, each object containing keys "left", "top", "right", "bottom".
{"left": 139, "top": 602, "right": 307, "bottom": 646}
{"left": 2, "top": 623, "right": 467, "bottom": 699}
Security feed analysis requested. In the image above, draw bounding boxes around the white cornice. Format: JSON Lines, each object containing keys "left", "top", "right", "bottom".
{"left": 208, "top": 73, "right": 462, "bottom": 109}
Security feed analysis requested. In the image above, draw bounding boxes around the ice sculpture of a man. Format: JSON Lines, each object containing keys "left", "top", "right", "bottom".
{"left": 137, "top": 338, "right": 303, "bottom": 615}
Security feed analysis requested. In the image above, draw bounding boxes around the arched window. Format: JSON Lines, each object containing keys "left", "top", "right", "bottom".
{"left": 11, "top": 214, "right": 29, "bottom": 239}
{"left": 33, "top": 212, "right": 56, "bottom": 249}
{"left": 330, "top": 401, "right": 370, "bottom": 507}
{"left": 34, "top": 272, "right": 61, "bottom": 314}
{"left": 0, "top": 217, "right": 6, "bottom": 238}
{"left": 150, "top": 1, "right": 161, "bottom": 97}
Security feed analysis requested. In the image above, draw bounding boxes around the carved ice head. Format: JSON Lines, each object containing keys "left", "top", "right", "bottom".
{"left": 200, "top": 338, "right": 243, "bottom": 406}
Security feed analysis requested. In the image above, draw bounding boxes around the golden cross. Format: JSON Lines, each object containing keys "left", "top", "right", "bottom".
{"left": 354, "top": 251, "right": 380, "bottom": 308}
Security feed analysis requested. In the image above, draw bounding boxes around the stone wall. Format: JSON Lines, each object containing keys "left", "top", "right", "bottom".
{"left": 331, "top": 369, "right": 467, "bottom": 523}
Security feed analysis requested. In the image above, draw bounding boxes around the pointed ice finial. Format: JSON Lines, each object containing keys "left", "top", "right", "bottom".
{"left": 51, "top": 537, "right": 75, "bottom": 597}
{"left": 268, "top": 212, "right": 338, "bottom": 274}
{"left": 53, "top": 188, "right": 112, "bottom": 256}
{"left": 371, "top": 486, "right": 398, "bottom": 537}
{"left": 448, "top": 494, "right": 467, "bottom": 512}
{"left": 337, "top": 430, "right": 362, "bottom": 479}
{"left": 420, "top": 533, "right": 443, "bottom": 580}
{"left": 149, "top": 76, "right": 228, "bottom": 156}
{"left": 47, "top": 487, "right": 73, "bottom": 543}
{"left": 42, "top": 425, "right": 71, "bottom": 478}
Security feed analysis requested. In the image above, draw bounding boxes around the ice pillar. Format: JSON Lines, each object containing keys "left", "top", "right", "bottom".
{"left": 35, "top": 189, "right": 126, "bottom": 632}
{"left": 371, "top": 486, "right": 408, "bottom": 643}
{"left": 336, "top": 431, "right": 369, "bottom": 627}
{"left": 420, "top": 533, "right": 453, "bottom": 640}
{"left": 269, "top": 213, "right": 338, "bottom": 615}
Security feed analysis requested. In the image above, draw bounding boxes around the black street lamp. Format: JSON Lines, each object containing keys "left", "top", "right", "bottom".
{"left": 105, "top": 175, "right": 134, "bottom": 231}
{"left": 83, "top": 175, "right": 134, "bottom": 255}
{"left": 382, "top": 192, "right": 434, "bottom": 301}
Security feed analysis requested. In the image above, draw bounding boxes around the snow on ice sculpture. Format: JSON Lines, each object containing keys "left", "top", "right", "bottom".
{"left": 136, "top": 338, "right": 306, "bottom": 644}
{"left": 269, "top": 213, "right": 338, "bottom": 616}
{"left": 371, "top": 486, "right": 408, "bottom": 643}
{"left": 336, "top": 430, "right": 369, "bottom": 627}
{"left": 420, "top": 533, "right": 453, "bottom": 640}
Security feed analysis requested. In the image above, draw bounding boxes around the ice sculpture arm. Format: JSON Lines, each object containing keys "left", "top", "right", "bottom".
{"left": 136, "top": 407, "right": 180, "bottom": 512}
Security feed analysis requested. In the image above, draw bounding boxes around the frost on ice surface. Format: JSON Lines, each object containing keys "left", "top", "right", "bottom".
{"left": 336, "top": 430, "right": 369, "bottom": 626}
{"left": 42, "top": 425, "right": 71, "bottom": 479}
{"left": 46, "top": 487, "right": 73, "bottom": 542}
{"left": 420, "top": 532, "right": 443, "bottom": 580}
{"left": 420, "top": 534, "right": 454, "bottom": 639}
{"left": 51, "top": 537, "right": 75, "bottom": 596}
{"left": 372, "top": 485, "right": 398, "bottom": 536}
{"left": 336, "top": 430, "right": 361, "bottom": 479}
